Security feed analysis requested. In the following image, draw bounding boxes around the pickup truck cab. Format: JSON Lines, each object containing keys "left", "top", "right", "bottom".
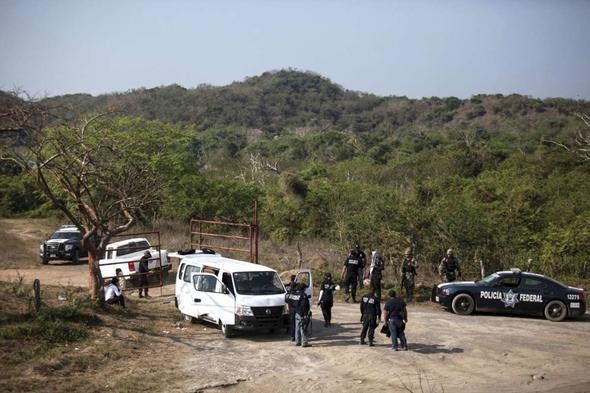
{"left": 99, "top": 237, "right": 170, "bottom": 283}
{"left": 172, "top": 250, "right": 289, "bottom": 338}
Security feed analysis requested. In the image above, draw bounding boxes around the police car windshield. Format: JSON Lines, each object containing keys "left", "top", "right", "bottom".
{"left": 232, "top": 271, "right": 285, "bottom": 295}
{"left": 50, "top": 232, "right": 81, "bottom": 240}
{"left": 477, "top": 273, "right": 499, "bottom": 285}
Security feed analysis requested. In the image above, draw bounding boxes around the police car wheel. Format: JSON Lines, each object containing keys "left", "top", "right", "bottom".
{"left": 544, "top": 300, "right": 567, "bottom": 322}
{"left": 451, "top": 294, "right": 475, "bottom": 315}
{"left": 220, "top": 321, "right": 233, "bottom": 338}
{"left": 71, "top": 249, "right": 79, "bottom": 264}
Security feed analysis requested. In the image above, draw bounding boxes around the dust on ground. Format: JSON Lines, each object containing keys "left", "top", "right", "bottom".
{"left": 2, "top": 264, "right": 590, "bottom": 393}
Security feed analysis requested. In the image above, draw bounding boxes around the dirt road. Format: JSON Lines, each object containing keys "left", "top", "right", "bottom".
{"left": 2, "top": 264, "right": 589, "bottom": 393}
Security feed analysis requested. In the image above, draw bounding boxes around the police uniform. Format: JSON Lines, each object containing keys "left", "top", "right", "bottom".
{"left": 343, "top": 253, "right": 361, "bottom": 302}
{"left": 360, "top": 292, "right": 381, "bottom": 346}
{"left": 318, "top": 277, "right": 336, "bottom": 327}
{"left": 357, "top": 247, "right": 367, "bottom": 289}
{"left": 138, "top": 251, "right": 150, "bottom": 297}
{"left": 370, "top": 252, "right": 385, "bottom": 300}
{"left": 294, "top": 285, "right": 311, "bottom": 347}
{"left": 400, "top": 257, "right": 418, "bottom": 300}
{"left": 285, "top": 283, "right": 299, "bottom": 341}
{"left": 439, "top": 255, "right": 461, "bottom": 282}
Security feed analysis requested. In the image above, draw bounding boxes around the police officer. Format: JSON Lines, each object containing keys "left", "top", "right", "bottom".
{"left": 355, "top": 242, "right": 367, "bottom": 290}
{"left": 438, "top": 248, "right": 462, "bottom": 282}
{"left": 285, "top": 275, "right": 299, "bottom": 341}
{"left": 382, "top": 289, "right": 408, "bottom": 351}
{"left": 294, "top": 283, "right": 311, "bottom": 347}
{"left": 317, "top": 272, "right": 336, "bottom": 327}
{"left": 400, "top": 248, "right": 418, "bottom": 300}
{"left": 341, "top": 249, "right": 361, "bottom": 303}
{"left": 360, "top": 286, "right": 381, "bottom": 346}
{"left": 369, "top": 250, "right": 385, "bottom": 300}
{"left": 138, "top": 250, "right": 151, "bottom": 298}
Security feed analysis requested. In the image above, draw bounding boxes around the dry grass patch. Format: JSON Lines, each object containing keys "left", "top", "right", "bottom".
{"left": 0, "top": 218, "right": 60, "bottom": 269}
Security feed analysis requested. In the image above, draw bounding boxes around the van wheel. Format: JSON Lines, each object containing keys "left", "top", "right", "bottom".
{"left": 183, "top": 314, "right": 195, "bottom": 323}
{"left": 41, "top": 257, "right": 49, "bottom": 265}
{"left": 220, "top": 321, "right": 234, "bottom": 338}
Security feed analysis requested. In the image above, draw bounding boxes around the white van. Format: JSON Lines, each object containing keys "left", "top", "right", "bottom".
{"left": 172, "top": 250, "right": 292, "bottom": 338}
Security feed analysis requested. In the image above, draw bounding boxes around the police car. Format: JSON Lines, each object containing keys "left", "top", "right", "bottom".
{"left": 432, "top": 268, "right": 586, "bottom": 322}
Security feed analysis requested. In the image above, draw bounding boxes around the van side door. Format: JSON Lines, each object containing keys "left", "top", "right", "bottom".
{"left": 191, "top": 273, "right": 235, "bottom": 326}
{"left": 177, "top": 264, "right": 201, "bottom": 317}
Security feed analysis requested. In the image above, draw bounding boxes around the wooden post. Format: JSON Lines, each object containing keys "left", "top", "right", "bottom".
{"left": 479, "top": 258, "right": 485, "bottom": 280}
{"left": 33, "top": 279, "right": 41, "bottom": 312}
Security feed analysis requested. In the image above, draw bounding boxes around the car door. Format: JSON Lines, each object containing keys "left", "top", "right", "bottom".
{"left": 191, "top": 273, "right": 235, "bottom": 325}
{"left": 516, "top": 277, "right": 547, "bottom": 315}
{"left": 493, "top": 276, "right": 521, "bottom": 313}
{"left": 295, "top": 269, "right": 314, "bottom": 303}
{"left": 178, "top": 264, "right": 201, "bottom": 318}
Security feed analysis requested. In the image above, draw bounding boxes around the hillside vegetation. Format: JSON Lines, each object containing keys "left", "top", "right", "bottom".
{"left": 1, "top": 70, "right": 590, "bottom": 281}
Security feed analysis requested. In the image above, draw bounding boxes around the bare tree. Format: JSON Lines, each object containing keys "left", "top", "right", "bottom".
{"left": 31, "top": 115, "right": 161, "bottom": 298}
{"left": 1, "top": 93, "right": 160, "bottom": 298}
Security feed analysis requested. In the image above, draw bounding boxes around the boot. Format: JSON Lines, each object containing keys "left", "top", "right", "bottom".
{"left": 360, "top": 339, "right": 367, "bottom": 345}
{"left": 369, "top": 341, "right": 374, "bottom": 347}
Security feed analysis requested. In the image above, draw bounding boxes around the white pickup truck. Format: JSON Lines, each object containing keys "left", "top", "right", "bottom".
{"left": 99, "top": 237, "right": 170, "bottom": 284}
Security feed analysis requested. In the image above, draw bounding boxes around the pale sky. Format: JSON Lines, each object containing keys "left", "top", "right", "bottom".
{"left": 1, "top": 0, "right": 589, "bottom": 99}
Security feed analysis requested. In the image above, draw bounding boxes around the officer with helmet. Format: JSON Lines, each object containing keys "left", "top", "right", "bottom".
{"left": 438, "top": 248, "right": 462, "bottom": 282}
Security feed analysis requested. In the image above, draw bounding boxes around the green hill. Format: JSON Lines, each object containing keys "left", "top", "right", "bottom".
{"left": 2, "top": 70, "right": 590, "bottom": 281}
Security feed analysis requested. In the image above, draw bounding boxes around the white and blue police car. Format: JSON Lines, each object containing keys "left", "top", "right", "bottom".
{"left": 432, "top": 268, "right": 586, "bottom": 322}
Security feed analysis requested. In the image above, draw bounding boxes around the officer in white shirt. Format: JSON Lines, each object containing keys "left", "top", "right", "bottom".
{"left": 105, "top": 277, "right": 125, "bottom": 307}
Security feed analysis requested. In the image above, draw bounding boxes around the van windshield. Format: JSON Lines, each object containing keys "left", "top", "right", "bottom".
{"left": 232, "top": 271, "right": 285, "bottom": 295}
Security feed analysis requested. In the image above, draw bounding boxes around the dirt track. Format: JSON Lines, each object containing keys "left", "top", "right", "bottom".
{"left": 2, "top": 264, "right": 590, "bottom": 393}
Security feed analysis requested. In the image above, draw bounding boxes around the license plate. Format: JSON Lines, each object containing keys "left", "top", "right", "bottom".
{"left": 570, "top": 302, "right": 580, "bottom": 308}
{"left": 50, "top": 254, "right": 56, "bottom": 258}
{"left": 435, "top": 296, "right": 440, "bottom": 302}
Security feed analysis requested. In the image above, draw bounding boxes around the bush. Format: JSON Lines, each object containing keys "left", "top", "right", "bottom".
{"left": 0, "top": 305, "right": 101, "bottom": 343}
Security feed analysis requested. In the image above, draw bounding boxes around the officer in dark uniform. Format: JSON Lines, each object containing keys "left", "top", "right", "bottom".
{"left": 317, "top": 272, "right": 336, "bottom": 327}
{"left": 383, "top": 289, "right": 408, "bottom": 351}
{"left": 359, "top": 286, "right": 381, "bottom": 346}
{"left": 341, "top": 249, "right": 361, "bottom": 303}
{"left": 400, "top": 248, "right": 418, "bottom": 300}
{"left": 438, "top": 248, "right": 462, "bottom": 282}
{"left": 138, "top": 250, "right": 151, "bottom": 298}
{"left": 285, "top": 277, "right": 299, "bottom": 341}
{"left": 294, "top": 283, "right": 311, "bottom": 347}
{"left": 369, "top": 250, "right": 385, "bottom": 300}
{"left": 355, "top": 242, "right": 367, "bottom": 290}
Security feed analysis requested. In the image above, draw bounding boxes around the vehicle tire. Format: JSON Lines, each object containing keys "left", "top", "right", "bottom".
{"left": 41, "top": 257, "right": 49, "bottom": 265}
{"left": 451, "top": 293, "right": 475, "bottom": 315}
{"left": 183, "top": 313, "right": 195, "bottom": 323}
{"left": 71, "top": 249, "right": 79, "bottom": 264}
{"left": 220, "top": 321, "right": 234, "bottom": 338}
{"left": 544, "top": 300, "right": 567, "bottom": 322}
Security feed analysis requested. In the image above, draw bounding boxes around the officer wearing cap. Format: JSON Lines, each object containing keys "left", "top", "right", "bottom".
{"left": 138, "top": 250, "right": 151, "bottom": 298}
{"left": 359, "top": 286, "right": 381, "bottom": 346}
{"left": 285, "top": 274, "right": 298, "bottom": 341}
{"left": 341, "top": 249, "right": 362, "bottom": 303}
{"left": 317, "top": 272, "right": 336, "bottom": 327}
